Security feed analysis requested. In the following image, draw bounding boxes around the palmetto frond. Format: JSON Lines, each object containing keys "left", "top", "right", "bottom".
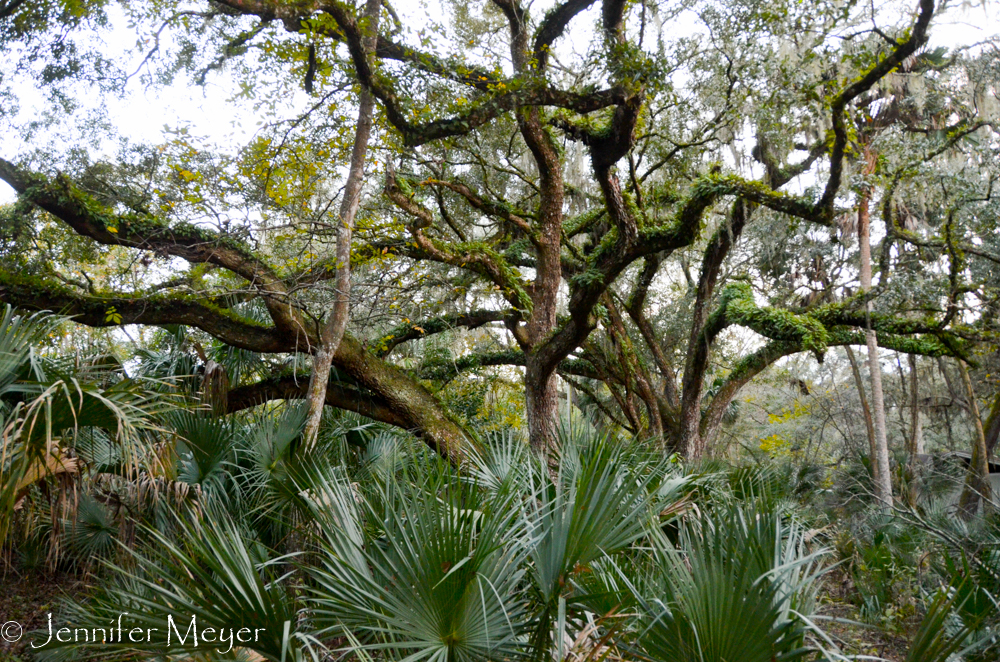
{"left": 54, "top": 510, "right": 315, "bottom": 662}
{"left": 167, "top": 409, "right": 240, "bottom": 507}
{"left": 0, "top": 304, "right": 60, "bottom": 405}
{"left": 2, "top": 379, "right": 174, "bottom": 549}
{"left": 635, "top": 503, "right": 830, "bottom": 662}
{"left": 521, "top": 429, "right": 686, "bottom": 659}
{"left": 308, "top": 463, "right": 528, "bottom": 662}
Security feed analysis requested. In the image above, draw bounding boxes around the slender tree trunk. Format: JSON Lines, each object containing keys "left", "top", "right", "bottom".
{"left": 846, "top": 346, "right": 879, "bottom": 486}
{"left": 957, "top": 360, "right": 991, "bottom": 519}
{"left": 894, "top": 353, "right": 910, "bottom": 441}
{"left": 984, "top": 390, "right": 1000, "bottom": 457}
{"left": 302, "top": 0, "right": 381, "bottom": 449}
{"left": 857, "top": 160, "right": 893, "bottom": 506}
{"left": 907, "top": 353, "right": 923, "bottom": 506}
{"left": 865, "top": 338, "right": 892, "bottom": 505}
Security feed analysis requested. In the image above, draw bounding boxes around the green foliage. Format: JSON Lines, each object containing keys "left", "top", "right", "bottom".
{"left": 53, "top": 512, "right": 313, "bottom": 662}
{"left": 309, "top": 465, "right": 527, "bottom": 662}
{"left": 636, "top": 504, "right": 827, "bottom": 662}
{"left": 3, "top": 1, "right": 1000, "bottom": 659}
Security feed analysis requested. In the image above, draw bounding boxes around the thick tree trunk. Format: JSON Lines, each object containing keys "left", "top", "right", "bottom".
{"left": 679, "top": 415, "right": 698, "bottom": 462}
{"left": 957, "top": 360, "right": 991, "bottom": 519}
{"left": 857, "top": 171, "right": 893, "bottom": 507}
{"left": 846, "top": 345, "right": 879, "bottom": 486}
{"left": 526, "top": 363, "right": 559, "bottom": 454}
{"left": 517, "top": 128, "right": 562, "bottom": 454}
{"left": 301, "top": 0, "right": 381, "bottom": 449}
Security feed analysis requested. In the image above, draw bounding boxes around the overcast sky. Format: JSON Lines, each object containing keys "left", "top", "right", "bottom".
{"left": 1, "top": 0, "right": 998, "bottom": 205}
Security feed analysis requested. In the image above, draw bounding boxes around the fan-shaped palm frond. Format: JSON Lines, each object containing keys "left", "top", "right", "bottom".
{"left": 308, "top": 463, "right": 528, "bottom": 662}
{"left": 63, "top": 492, "right": 118, "bottom": 563}
{"left": 2, "top": 376, "right": 173, "bottom": 549}
{"left": 465, "top": 428, "right": 534, "bottom": 494}
{"left": 238, "top": 404, "right": 308, "bottom": 507}
{"left": 635, "top": 504, "right": 829, "bottom": 662}
{"left": 167, "top": 410, "right": 240, "bottom": 507}
{"left": 0, "top": 305, "right": 62, "bottom": 403}
{"left": 133, "top": 325, "right": 199, "bottom": 382}
{"left": 523, "top": 429, "right": 683, "bottom": 659}
{"left": 53, "top": 511, "right": 315, "bottom": 662}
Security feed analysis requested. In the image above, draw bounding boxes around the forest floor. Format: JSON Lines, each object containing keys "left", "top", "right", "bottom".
{"left": 818, "top": 568, "right": 917, "bottom": 661}
{"left": 0, "top": 568, "right": 86, "bottom": 662}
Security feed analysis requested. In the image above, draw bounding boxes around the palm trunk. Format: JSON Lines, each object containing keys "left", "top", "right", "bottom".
{"left": 302, "top": 0, "right": 381, "bottom": 449}
{"left": 957, "top": 360, "right": 991, "bottom": 519}
{"left": 857, "top": 165, "right": 893, "bottom": 506}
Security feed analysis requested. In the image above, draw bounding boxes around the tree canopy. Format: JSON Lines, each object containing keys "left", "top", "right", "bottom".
{"left": 0, "top": 0, "right": 998, "bottom": 460}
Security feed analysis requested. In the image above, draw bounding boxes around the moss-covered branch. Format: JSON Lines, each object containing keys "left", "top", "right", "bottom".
{"left": 385, "top": 176, "right": 534, "bottom": 312}
{"left": 374, "top": 309, "right": 517, "bottom": 357}
{"left": 0, "top": 158, "right": 309, "bottom": 342}
{"left": 416, "top": 348, "right": 599, "bottom": 383}
{"left": 704, "top": 282, "right": 967, "bottom": 363}
{"left": 0, "top": 269, "right": 290, "bottom": 353}
{"left": 227, "top": 374, "right": 410, "bottom": 427}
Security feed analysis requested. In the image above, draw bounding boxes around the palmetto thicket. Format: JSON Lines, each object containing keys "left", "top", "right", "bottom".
{"left": 2, "top": 307, "right": 998, "bottom": 662}
{"left": 1, "top": 306, "right": 811, "bottom": 661}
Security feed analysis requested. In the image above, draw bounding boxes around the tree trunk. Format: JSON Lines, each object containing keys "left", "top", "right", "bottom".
{"left": 907, "top": 353, "right": 923, "bottom": 506}
{"left": 526, "top": 363, "right": 559, "bottom": 454}
{"left": 680, "top": 403, "right": 703, "bottom": 462}
{"left": 985, "top": 389, "right": 1000, "bottom": 457}
{"left": 857, "top": 169, "right": 893, "bottom": 507}
{"left": 679, "top": 201, "right": 750, "bottom": 461}
{"left": 846, "top": 345, "right": 879, "bottom": 487}
{"left": 957, "top": 360, "right": 991, "bottom": 519}
{"left": 301, "top": 0, "right": 381, "bottom": 449}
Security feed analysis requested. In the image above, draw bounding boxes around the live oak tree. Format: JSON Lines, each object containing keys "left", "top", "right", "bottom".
{"left": 0, "top": 0, "right": 997, "bottom": 461}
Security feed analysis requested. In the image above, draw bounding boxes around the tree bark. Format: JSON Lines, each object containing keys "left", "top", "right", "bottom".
{"left": 678, "top": 201, "right": 749, "bottom": 461}
{"left": 526, "top": 367, "right": 559, "bottom": 455}
{"left": 957, "top": 360, "right": 991, "bottom": 519}
{"left": 845, "top": 345, "right": 879, "bottom": 485}
{"left": 301, "top": 0, "right": 381, "bottom": 450}
{"left": 984, "top": 389, "right": 1000, "bottom": 457}
{"left": 491, "top": 1, "right": 566, "bottom": 456}
{"left": 857, "top": 154, "right": 893, "bottom": 507}
{"left": 907, "top": 353, "right": 923, "bottom": 506}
